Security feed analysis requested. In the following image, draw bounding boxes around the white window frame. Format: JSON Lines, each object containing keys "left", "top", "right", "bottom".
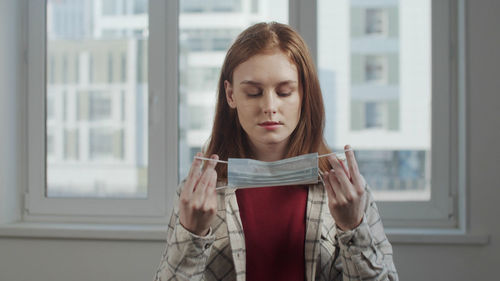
{"left": 24, "top": 0, "right": 465, "bottom": 231}
{"left": 298, "top": 0, "right": 465, "bottom": 229}
{"left": 25, "top": 0, "right": 178, "bottom": 224}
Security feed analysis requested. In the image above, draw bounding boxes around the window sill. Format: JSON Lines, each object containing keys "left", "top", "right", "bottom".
{"left": 0, "top": 222, "right": 490, "bottom": 245}
{"left": 0, "top": 222, "right": 168, "bottom": 241}
{"left": 386, "top": 228, "right": 490, "bottom": 245}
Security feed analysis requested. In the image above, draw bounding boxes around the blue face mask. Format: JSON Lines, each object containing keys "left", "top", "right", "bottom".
{"left": 227, "top": 153, "right": 319, "bottom": 188}
{"left": 194, "top": 149, "right": 350, "bottom": 190}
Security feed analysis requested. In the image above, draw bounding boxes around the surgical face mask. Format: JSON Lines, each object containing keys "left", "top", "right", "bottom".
{"left": 228, "top": 153, "right": 318, "bottom": 188}
{"left": 195, "top": 149, "right": 350, "bottom": 190}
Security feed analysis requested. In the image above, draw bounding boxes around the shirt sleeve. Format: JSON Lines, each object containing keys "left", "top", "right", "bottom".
{"left": 153, "top": 182, "right": 216, "bottom": 281}
{"left": 327, "top": 188, "right": 399, "bottom": 281}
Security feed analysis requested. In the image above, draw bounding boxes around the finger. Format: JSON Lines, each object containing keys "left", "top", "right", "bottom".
{"left": 322, "top": 170, "right": 337, "bottom": 203}
{"left": 201, "top": 153, "right": 219, "bottom": 172}
{"left": 204, "top": 156, "right": 219, "bottom": 198}
{"left": 184, "top": 152, "right": 203, "bottom": 194}
{"left": 328, "top": 155, "right": 351, "bottom": 187}
{"left": 344, "top": 144, "right": 364, "bottom": 194}
{"left": 328, "top": 157, "right": 355, "bottom": 201}
{"left": 337, "top": 156, "right": 350, "bottom": 180}
{"left": 344, "top": 144, "right": 357, "bottom": 181}
{"left": 193, "top": 154, "right": 218, "bottom": 204}
{"left": 205, "top": 169, "right": 218, "bottom": 208}
{"left": 327, "top": 169, "right": 346, "bottom": 203}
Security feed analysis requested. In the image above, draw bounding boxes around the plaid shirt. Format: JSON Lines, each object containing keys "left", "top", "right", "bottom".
{"left": 154, "top": 181, "right": 398, "bottom": 281}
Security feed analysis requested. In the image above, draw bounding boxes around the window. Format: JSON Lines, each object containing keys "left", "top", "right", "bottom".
{"left": 89, "top": 91, "right": 112, "bottom": 121}
{"left": 107, "top": 52, "right": 114, "bottom": 83}
{"left": 365, "top": 55, "right": 388, "bottom": 84}
{"left": 319, "top": 0, "right": 462, "bottom": 228}
{"left": 178, "top": 0, "right": 289, "bottom": 180}
{"left": 47, "top": 130, "right": 55, "bottom": 156}
{"left": 181, "top": 0, "right": 242, "bottom": 13}
{"left": 26, "top": 0, "right": 164, "bottom": 219}
{"left": 365, "top": 101, "right": 387, "bottom": 129}
{"left": 89, "top": 128, "right": 124, "bottom": 161}
{"left": 46, "top": 93, "right": 55, "bottom": 120}
{"left": 121, "top": 53, "right": 127, "bottom": 82}
{"left": 25, "top": 0, "right": 463, "bottom": 229}
{"left": 103, "top": 0, "right": 122, "bottom": 15}
{"left": 365, "top": 8, "right": 388, "bottom": 36}
{"left": 63, "top": 128, "right": 79, "bottom": 160}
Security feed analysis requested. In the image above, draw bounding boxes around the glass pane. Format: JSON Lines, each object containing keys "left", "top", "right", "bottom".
{"left": 178, "top": 0, "right": 289, "bottom": 180}
{"left": 46, "top": 0, "right": 149, "bottom": 198}
{"left": 318, "top": 0, "right": 431, "bottom": 201}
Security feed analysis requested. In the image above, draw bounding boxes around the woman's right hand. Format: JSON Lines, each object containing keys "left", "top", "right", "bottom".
{"left": 178, "top": 152, "right": 219, "bottom": 236}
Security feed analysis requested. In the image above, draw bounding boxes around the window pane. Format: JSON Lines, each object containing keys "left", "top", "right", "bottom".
{"left": 46, "top": 0, "right": 148, "bottom": 198}
{"left": 178, "top": 0, "right": 288, "bottom": 180}
{"left": 318, "top": 0, "right": 431, "bottom": 201}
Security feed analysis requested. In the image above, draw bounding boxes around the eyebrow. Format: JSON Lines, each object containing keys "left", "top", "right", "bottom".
{"left": 239, "top": 80, "right": 298, "bottom": 87}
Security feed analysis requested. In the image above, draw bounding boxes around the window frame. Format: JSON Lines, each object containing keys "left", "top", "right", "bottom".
{"left": 25, "top": 0, "right": 177, "bottom": 224}
{"left": 311, "top": 0, "right": 463, "bottom": 229}
{"left": 24, "top": 0, "right": 465, "bottom": 230}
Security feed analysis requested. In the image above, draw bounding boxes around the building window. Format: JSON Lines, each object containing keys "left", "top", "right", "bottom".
{"left": 181, "top": 0, "right": 242, "bottom": 13}
{"left": 102, "top": 0, "right": 122, "bottom": 15}
{"left": 47, "top": 131, "right": 55, "bottom": 156}
{"left": 64, "top": 128, "right": 79, "bottom": 160}
{"left": 89, "top": 91, "right": 112, "bottom": 121}
{"left": 365, "top": 55, "right": 388, "bottom": 84}
{"left": 133, "top": 0, "right": 148, "bottom": 14}
{"left": 365, "top": 101, "right": 387, "bottom": 129}
{"left": 89, "top": 128, "right": 113, "bottom": 159}
{"left": 46, "top": 93, "right": 55, "bottom": 120}
{"left": 365, "top": 8, "right": 388, "bottom": 36}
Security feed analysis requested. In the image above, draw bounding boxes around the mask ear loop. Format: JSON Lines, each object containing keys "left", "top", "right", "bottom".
{"left": 194, "top": 156, "right": 229, "bottom": 164}
{"left": 318, "top": 171, "right": 326, "bottom": 187}
{"left": 194, "top": 156, "right": 230, "bottom": 190}
{"left": 317, "top": 147, "right": 353, "bottom": 161}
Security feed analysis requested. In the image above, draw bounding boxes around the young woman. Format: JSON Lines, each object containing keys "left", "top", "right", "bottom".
{"left": 154, "top": 22, "right": 398, "bottom": 281}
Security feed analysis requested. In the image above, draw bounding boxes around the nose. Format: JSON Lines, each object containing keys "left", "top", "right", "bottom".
{"left": 262, "top": 91, "right": 277, "bottom": 115}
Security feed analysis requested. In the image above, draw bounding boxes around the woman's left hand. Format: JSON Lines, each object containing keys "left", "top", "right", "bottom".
{"left": 322, "top": 144, "right": 367, "bottom": 231}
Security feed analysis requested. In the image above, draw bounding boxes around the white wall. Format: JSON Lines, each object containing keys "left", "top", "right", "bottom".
{"left": 1, "top": 1, "right": 499, "bottom": 280}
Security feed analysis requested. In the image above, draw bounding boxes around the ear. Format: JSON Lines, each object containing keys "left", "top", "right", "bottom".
{"left": 224, "top": 80, "right": 237, "bottom": 109}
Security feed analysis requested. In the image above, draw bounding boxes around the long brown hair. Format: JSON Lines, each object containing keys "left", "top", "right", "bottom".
{"left": 205, "top": 22, "right": 332, "bottom": 179}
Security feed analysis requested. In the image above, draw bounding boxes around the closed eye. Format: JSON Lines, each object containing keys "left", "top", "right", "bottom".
{"left": 278, "top": 92, "right": 292, "bottom": 97}
{"left": 246, "top": 92, "right": 262, "bottom": 97}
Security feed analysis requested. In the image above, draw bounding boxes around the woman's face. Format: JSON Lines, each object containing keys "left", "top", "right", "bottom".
{"left": 225, "top": 49, "right": 302, "bottom": 149}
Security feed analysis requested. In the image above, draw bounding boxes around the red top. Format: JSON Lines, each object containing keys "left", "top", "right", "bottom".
{"left": 236, "top": 185, "right": 308, "bottom": 281}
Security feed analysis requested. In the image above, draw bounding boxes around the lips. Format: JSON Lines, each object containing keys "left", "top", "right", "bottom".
{"left": 258, "top": 121, "right": 283, "bottom": 131}
{"left": 258, "top": 121, "right": 282, "bottom": 126}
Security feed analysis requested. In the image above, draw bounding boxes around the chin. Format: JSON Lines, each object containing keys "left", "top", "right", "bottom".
{"left": 258, "top": 135, "right": 290, "bottom": 145}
